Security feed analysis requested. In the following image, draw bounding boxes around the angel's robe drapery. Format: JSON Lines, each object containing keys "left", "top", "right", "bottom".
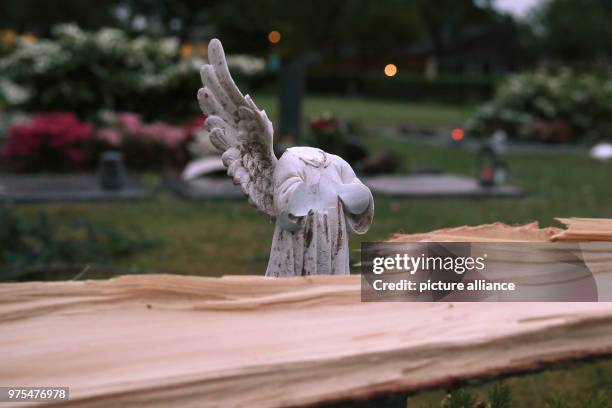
{"left": 266, "top": 147, "right": 374, "bottom": 277}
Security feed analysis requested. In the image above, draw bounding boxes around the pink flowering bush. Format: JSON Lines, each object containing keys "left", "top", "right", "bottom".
{"left": 2, "top": 113, "right": 93, "bottom": 171}
{"left": 183, "top": 116, "right": 206, "bottom": 139}
{"left": 93, "top": 112, "right": 200, "bottom": 170}
{"left": 95, "top": 127, "right": 122, "bottom": 147}
{"left": 2, "top": 112, "right": 201, "bottom": 172}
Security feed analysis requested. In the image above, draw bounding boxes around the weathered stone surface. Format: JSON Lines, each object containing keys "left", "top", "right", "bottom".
{"left": 0, "top": 174, "right": 147, "bottom": 203}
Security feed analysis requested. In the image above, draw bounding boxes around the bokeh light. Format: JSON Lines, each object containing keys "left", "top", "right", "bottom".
{"left": 180, "top": 43, "right": 193, "bottom": 58}
{"left": 451, "top": 128, "right": 465, "bottom": 141}
{"left": 384, "top": 63, "right": 397, "bottom": 77}
{"left": 268, "top": 30, "right": 281, "bottom": 44}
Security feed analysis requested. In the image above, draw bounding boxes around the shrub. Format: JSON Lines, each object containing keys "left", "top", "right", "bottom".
{"left": 465, "top": 70, "right": 612, "bottom": 143}
{"left": 2, "top": 112, "right": 201, "bottom": 172}
{"left": 2, "top": 113, "right": 93, "bottom": 171}
{"left": 0, "top": 207, "right": 155, "bottom": 282}
{"left": 0, "top": 24, "right": 265, "bottom": 120}
{"left": 0, "top": 79, "right": 30, "bottom": 108}
{"left": 93, "top": 112, "right": 197, "bottom": 170}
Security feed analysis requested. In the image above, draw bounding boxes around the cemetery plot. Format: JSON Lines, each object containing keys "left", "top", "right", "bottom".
{"left": 176, "top": 173, "right": 524, "bottom": 200}
{"left": 0, "top": 174, "right": 148, "bottom": 203}
{"left": 363, "top": 174, "right": 523, "bottom": 198}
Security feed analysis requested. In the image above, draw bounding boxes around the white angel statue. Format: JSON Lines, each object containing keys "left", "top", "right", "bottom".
{"left": 197, "top": 39, "right": 374, "bottom": 276}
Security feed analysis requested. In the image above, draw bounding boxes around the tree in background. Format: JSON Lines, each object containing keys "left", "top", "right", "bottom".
{"left": 416, "top": 0, "right": 500, "bottom": 66}
{"left": 210, "top": 0, "right": 423, "bottom": 142}
{"left": 113, "top": 0, "right": 217, "bottom": 40}
{"left": 529, "top": 0, "right": 612, "bottom": 66}
{"left": 0, "top": 0, "right": 521, "bottom": 141}
{"left": 0, "top": 0, "right": 117, "bottom": 34}
{"left": 210, "top": 0, "right": 513, "bottom": 141}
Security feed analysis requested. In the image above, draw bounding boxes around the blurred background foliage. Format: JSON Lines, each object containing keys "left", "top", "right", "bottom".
{"left": 2, "top": 0, "right": 612, "bottom": 142}
{"left": 0, "top": 206, "right": 155, "bottom": 281}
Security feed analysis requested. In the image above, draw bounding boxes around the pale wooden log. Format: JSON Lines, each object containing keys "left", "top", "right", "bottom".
{"left": 388, "top": 221, "right": 562, "bottom": 243}
{"left": 3, "top": 219, "right": 612, "bottom": 407}
{"left": 380, "top": 220, "right": 612, "bottom": 303}
{"left": 552, "top": 218, "right": 612, "bottom": 242}
{"left": 390, "top": 218, "right": 612, "bottom": 243}
{"left": 3, "top": 274, "right": 612, "bottom": 407}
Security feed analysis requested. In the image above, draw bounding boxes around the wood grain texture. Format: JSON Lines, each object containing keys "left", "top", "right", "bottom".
{"left": 552, "top": 218, "right": 612, "bottom": 242}
{"left": 389, "top": 218, "right": 612, "bottom": 243}
{"left": 389, "top": 221, "right": 562, "bottom": 242}
{"left": 3, "top": 274, "right": 612, "bottom": 408}
{"left": 2, "top": 219, "right": 612, "bottom": 407}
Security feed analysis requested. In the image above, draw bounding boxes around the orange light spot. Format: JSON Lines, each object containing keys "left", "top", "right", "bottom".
{"left": 384, "top": 63, "right": 397, "bottom": 77}
{"left": 268, "top": 30, "right": 281, "bottom": 44}
{"left": 1, "top": 30, "right": 17, "bottom": 46}
{"left": 21, "top": 32, "right": 36, "bottom": 44}
{"left": 180, "top": 43, "right": 193, "bottom": 58}
{"left": 197, "top": 43, "right": 208, "bottom": 56}
{"left": 451, "top": 128, "right": 465, "bottom": 141}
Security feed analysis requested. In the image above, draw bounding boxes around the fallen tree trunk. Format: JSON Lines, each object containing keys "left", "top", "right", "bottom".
{"left": 389, "top": 218, "right": 612, "bottom": 243}
{"left": 2, "top": 218, "right": 612, "bottom": 407}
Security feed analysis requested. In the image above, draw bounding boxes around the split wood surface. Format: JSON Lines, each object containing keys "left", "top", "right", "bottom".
{"left": 2, "top": 218, "right": 612, "bottom": 407}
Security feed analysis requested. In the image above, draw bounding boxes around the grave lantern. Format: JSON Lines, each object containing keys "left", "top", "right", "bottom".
{"left": 98, "top": 151, "right": 127, "bottom": 190}
{"left": 451, "top": 128, "right": 465, "bottom": 144}
{"left": 477, "top": 146, "right": 507, "bottom": 187}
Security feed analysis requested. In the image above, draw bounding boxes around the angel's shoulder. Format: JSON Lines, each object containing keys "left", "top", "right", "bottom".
{"left": 278, "top": 148, "right": 301, "bottom": 164}
{"left": 284, "top": 146, "right": 320, "bottom": 157}
{"left": 325, "top": 151, "right": 352, "bottom": 170}
{"left": 283, "top": 147, "right": 337, "bottom": 168}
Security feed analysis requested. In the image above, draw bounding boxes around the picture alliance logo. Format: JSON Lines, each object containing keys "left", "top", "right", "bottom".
{"left": 371, "top": 253, "right": 488, "bottom": 275}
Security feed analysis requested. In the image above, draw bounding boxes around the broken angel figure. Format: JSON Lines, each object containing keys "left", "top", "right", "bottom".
{"left": 197, "top": 39, "right": 374, "bottom": 276}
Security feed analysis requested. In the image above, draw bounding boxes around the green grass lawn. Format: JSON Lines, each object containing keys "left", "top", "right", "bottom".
{"left": 408, "top": 358, "right": 612, "bottom": 407}
{"left": 7, "top": 95, "right": 612, "bottom": 275}
{"left": 4, "top": 97, "right": 612, "bottom": 406}
{"left": 253, "top": 94, "right": 472, "bottom": 128}
{"left": 8, "top": 138, "right": 611, "bottom": 277}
